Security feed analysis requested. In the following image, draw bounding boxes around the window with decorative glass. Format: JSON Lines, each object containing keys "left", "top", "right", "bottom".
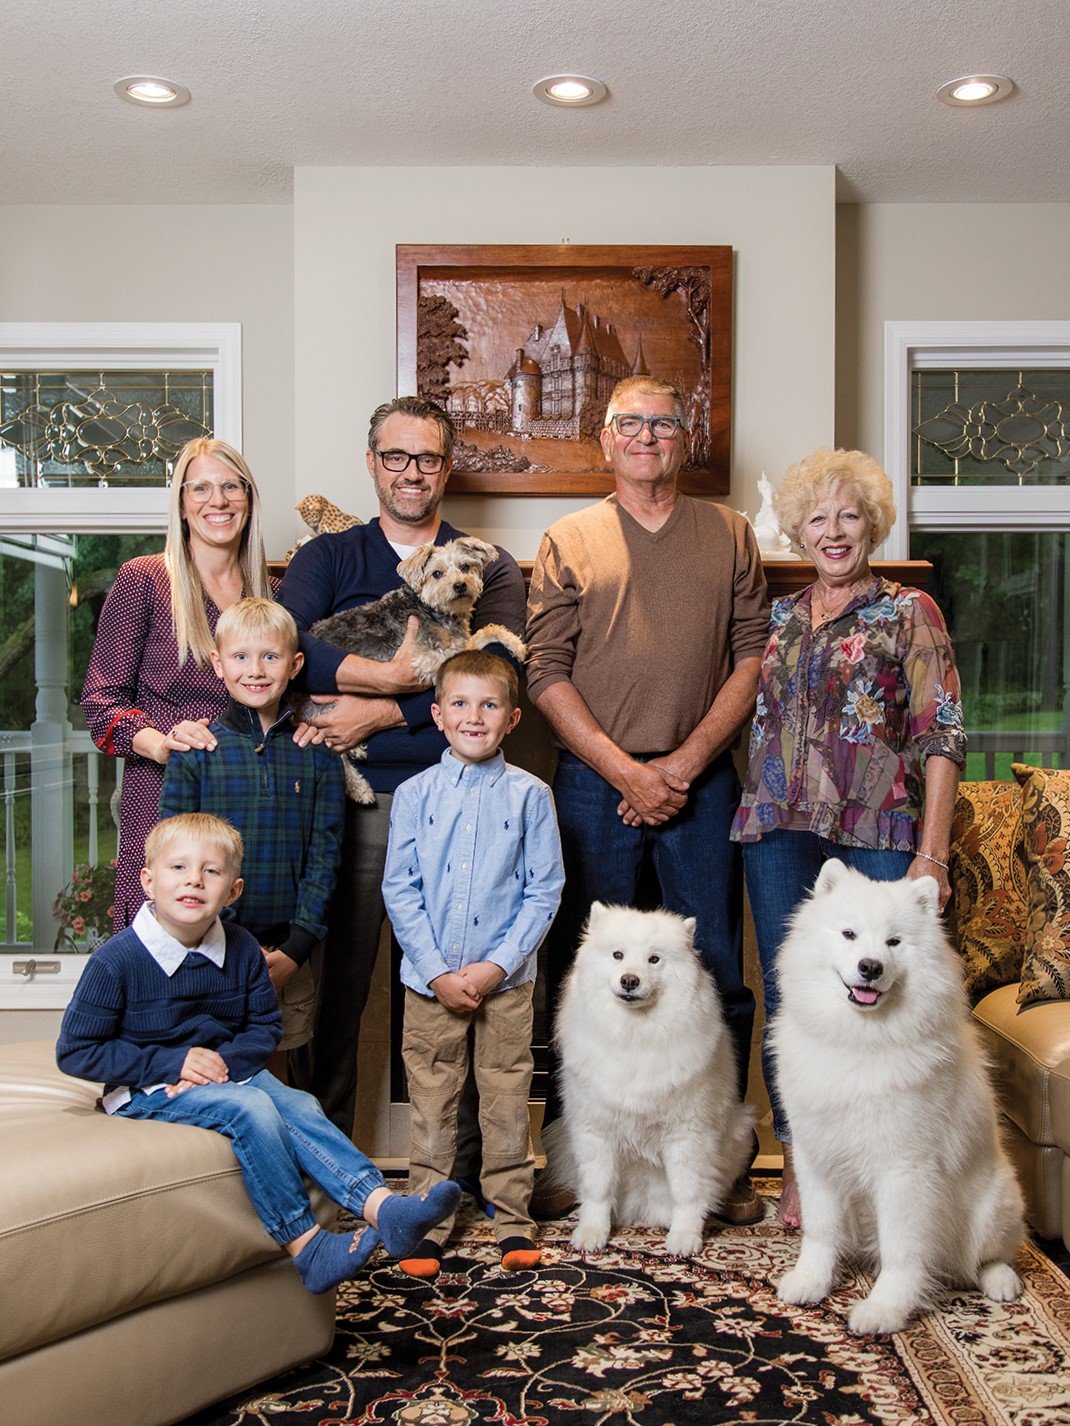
{"left": 908, "top": 364, "right": 1070, "bottom": 779}
{"left": 1, "top": 368, "right": 212, "bottom": 488}
{"left": 0, "top": 322, "right": 239, "bottom": 1006}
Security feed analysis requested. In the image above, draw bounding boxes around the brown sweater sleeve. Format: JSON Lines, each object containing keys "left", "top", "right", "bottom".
{"left": 728, "top": 514, "right": 772, "bottom": 665}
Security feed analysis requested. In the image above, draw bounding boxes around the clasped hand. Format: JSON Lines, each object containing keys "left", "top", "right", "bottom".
{"left": 430, "top": 962, "right": 506, "bottom": 1012}
{"left": 616, "top": 756, "right": 690, "bottom": 827}
{"left": 166, "top": 1045, "right": 228, "bottom": 1098}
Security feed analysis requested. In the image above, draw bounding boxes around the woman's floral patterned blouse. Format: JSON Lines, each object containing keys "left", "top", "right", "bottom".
{"left": 732, "top": 578, "right": 967, "bottom": 852}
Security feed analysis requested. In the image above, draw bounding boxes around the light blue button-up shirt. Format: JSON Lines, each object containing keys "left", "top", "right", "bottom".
{"left": 384, "top": 749, "right": 565, "bottom": 997}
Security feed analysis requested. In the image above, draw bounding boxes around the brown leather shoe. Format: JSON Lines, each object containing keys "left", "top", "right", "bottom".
{"left": 713, "top": 1174, "right": 764, "bottom": 1226}
{"left": 529, "top": 1173, "right": 578, "bottom": 1221}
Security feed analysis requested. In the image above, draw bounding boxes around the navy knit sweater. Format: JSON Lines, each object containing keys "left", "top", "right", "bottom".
{"left": 56, "top": 923, "right": 282, "bottom": 1093}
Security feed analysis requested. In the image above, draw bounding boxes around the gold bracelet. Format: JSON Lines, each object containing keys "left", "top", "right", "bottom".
{"left": 914, "top": 851, "right": 949, "bottom": 871}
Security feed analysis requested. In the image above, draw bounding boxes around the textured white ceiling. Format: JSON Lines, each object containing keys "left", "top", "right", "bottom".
{"left": 1, "top": 0, "right": 1063, "bottom": 204}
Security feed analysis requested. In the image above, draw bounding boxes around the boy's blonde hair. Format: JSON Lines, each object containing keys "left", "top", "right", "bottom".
{"left": 435, "top": 650, "right": 519, "bottom": 708}
{"left": 214, "top": 597, "right": 299, "bottom": 654}
{"left": 145, "top": 813, "right": 244, "bottom": 874}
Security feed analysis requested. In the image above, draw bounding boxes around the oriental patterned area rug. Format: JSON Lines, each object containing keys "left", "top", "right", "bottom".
{"left": 185, "top": 1190, "right": 1070, "bottom": 1426}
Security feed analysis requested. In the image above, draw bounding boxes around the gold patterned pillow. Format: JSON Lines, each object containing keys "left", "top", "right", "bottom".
{"left": 1010, "top": 763, "right": 1070, "bottom": 1005}
{"left": 949, "top": 781, "right": 1028, "bottom": 1002}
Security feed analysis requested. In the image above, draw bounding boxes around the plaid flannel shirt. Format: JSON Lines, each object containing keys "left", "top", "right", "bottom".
{"left": 159, "top": 697, "right": 346, "bottom": 965}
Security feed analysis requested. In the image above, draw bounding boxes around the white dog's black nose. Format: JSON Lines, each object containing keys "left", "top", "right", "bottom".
{"left": 857, "top": 958, "right": 883, "bottom": 982}
{"left": 452, "top": 581, "right": 468, "bottom": 594}
{"left": 620, "top": 973, "right": 640, "bottom": 993}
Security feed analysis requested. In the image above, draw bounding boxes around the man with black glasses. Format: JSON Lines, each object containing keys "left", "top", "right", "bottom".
{"left": 281, "top": 396, "right": 525, "bottom": 1138}
{"left": 526, "top": 376, "right": 769, "bottom": 1222}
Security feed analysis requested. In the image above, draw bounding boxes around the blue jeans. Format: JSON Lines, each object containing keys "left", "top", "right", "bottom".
{"left": 742, "top": 830, "right": 915, "bottom": 1140}
{"left": 117, "top": 1070, "right": 385, "bottom": 1245}
{"left": 543, "top": 751, "right": 753, "bottom": 1120}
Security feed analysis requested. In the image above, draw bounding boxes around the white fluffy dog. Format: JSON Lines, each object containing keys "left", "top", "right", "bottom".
{"left": 553, "top": 902, "right": 753, "bottom": 1256}
{"left": 772, "top": 861, "right": 1024, "bottom": 1335}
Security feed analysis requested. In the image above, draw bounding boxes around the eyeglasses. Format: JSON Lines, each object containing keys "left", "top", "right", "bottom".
{"left": 181, "top": 479, "right": 250, "bottom": 503}
{"left": 376, "top": 449, "right": 447, "bottom": 475}
{"left": 608, "top": 414, "right": 685, "bottom": 440}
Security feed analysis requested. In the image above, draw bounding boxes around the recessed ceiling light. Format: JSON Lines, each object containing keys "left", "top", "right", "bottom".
{"left": 532, "top": 74, "right": 608, "bottom": 107}
{"left": 113, "top": 75, "right": 191, "bottom": 108}
{"left": 937, "top": 74, "right": 1016, "bottom": 107}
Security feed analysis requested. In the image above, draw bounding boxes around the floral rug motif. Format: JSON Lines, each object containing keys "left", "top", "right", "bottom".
{"left": 187, "top": 1196, "right": 1070, "bottom": 1426}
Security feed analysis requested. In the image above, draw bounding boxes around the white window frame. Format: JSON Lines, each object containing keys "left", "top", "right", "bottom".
{"left": 883, "top": 320, "right": 1070, "bottom": 559}
{"left": 0, "top": 322, "right": 241, "bottom": 1007}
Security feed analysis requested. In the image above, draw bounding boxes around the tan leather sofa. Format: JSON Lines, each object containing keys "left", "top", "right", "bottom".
{"left": 951, "top": 773, "right": 1070, "bottom": 1252}
{"left": 0, "top": 1039, "right": 337, "bottom": 1426}
{"left": 972, "top": 988, "right": 1070, "bottom": 1248}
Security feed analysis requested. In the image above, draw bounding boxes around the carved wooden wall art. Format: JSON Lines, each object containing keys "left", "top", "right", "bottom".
{"left": 397, "top": 244, "right": 733, "bottom": 495}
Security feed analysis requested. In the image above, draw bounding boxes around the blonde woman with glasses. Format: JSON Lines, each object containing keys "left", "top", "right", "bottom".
{"left": 83, "top": 437, "right": 277, "bottom": 929}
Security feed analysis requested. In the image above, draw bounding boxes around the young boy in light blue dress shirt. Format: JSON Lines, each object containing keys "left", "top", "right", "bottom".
{"left": 383, "top": 651, "right": 564, "bottom": 1278}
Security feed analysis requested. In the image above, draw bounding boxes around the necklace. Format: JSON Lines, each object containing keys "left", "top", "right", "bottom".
{"left": 812, "top": 578, "right": 866, "bottom": 625}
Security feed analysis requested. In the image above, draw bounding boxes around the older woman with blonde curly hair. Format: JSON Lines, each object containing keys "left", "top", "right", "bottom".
{"left": 82, "top": 437, "right": 277, "bottom": 930}
{"left": 731, "top": 447, "right": 966, "bottom": 1227}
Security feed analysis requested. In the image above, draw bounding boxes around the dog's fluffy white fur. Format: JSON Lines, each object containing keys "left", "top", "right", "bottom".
{"left": 296, "top": 537, "right": 525, "bottom": 803}
{"left": 552, "top": 902, "right": 753, "bottom": 1256}
{"left": 772, "top": 860, "right": 1024, "bottom": 1335}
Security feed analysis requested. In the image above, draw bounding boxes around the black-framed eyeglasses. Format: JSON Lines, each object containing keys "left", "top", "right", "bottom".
{"left": 608, "top": 413, "right": 685, "bottom": 440}
{"left": 181, "top": 478, "right": 251, "bottom": 503}
{"left": 376, "top": 449, "right": 447, "bottom": 474}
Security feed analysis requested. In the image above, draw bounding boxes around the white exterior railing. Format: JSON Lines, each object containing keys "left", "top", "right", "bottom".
{"left": 1, "top": 729, "right": 117, "bottom": 951}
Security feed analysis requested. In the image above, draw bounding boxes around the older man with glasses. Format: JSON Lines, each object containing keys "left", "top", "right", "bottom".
{"left": 280, "top": 396, "right": 525, "bottom": 1141}
{"left": 526, "top": 375, "right": 770, "bottom": 1223}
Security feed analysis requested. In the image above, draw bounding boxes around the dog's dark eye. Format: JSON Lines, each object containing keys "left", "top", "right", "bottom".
{"left": 459, "top": 563, "right": 471, "bottom": 573}
{"left": 612, "top": 950, "right": 623, "bottom": 961}
{"left": 842, "top": 928, "right": 856, "bottom": 940}
{"left": 432, "top": 569, "right": 444, "bottom": 579}
{"left": 648, "top": 955, "right": 660, "bottom": 964}
{"left": 886, "top": 936, "right": 900, "bottom": 947}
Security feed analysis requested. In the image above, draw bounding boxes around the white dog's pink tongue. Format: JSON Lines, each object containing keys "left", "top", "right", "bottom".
{"left": 852, "top": 985, "right": 880, "bottom": 1005}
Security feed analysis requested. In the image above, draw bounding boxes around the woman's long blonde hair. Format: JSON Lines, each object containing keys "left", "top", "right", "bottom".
{"left": 165, "top": 438, "right": 272, "bottom": 666}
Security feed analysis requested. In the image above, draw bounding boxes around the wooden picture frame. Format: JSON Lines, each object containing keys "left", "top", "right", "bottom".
{"left": 396, "top": 244, "right": 732, "bottom": 496}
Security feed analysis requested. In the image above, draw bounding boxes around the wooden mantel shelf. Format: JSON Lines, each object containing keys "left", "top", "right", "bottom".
{"left": 754, "top": 559, "right": 931, "bottom": 599}
{"left": 513, "top": 559, "right": 932, "bottom": 598}
{"left": 270, "top": 557, "right": 931, "bottom": 600}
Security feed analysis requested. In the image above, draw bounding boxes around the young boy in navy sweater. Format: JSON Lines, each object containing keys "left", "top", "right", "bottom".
{"left": 57, "top": 812, "right": 460, "bottom": 1294}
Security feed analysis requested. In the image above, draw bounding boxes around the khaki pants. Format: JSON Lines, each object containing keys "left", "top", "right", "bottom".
{"left": 402, "top": 982, "right": 535, "bottom": 1243}
{"left": 277, "top": 959, "right": 316, "bottom": 1052}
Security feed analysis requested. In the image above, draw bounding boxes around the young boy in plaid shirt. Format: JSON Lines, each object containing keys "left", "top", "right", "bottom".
{"left": 160, "top": 598, "right": 344, "bottom": 1067}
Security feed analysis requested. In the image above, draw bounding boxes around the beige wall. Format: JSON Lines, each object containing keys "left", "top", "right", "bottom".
{"left": 836, "top": 202, "right": 1070, "bottom": 459}
{"left": 294, "top": 165, "right": 838, "bottom": 559}
{"left": 0, "top": 204, "right": 296, "bottom": 556}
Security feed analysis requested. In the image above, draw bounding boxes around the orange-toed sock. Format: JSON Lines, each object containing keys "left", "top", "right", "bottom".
{"left": 398, "top": 1239, "right": 442, "bottom": 1279}
{"left": 500, "top": 1236, "right": 541, "bottom": 1271}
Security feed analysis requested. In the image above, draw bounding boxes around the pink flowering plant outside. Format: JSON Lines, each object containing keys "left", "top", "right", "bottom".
{"left": 53, "top": 861, "right": 117, "bottom": 950}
